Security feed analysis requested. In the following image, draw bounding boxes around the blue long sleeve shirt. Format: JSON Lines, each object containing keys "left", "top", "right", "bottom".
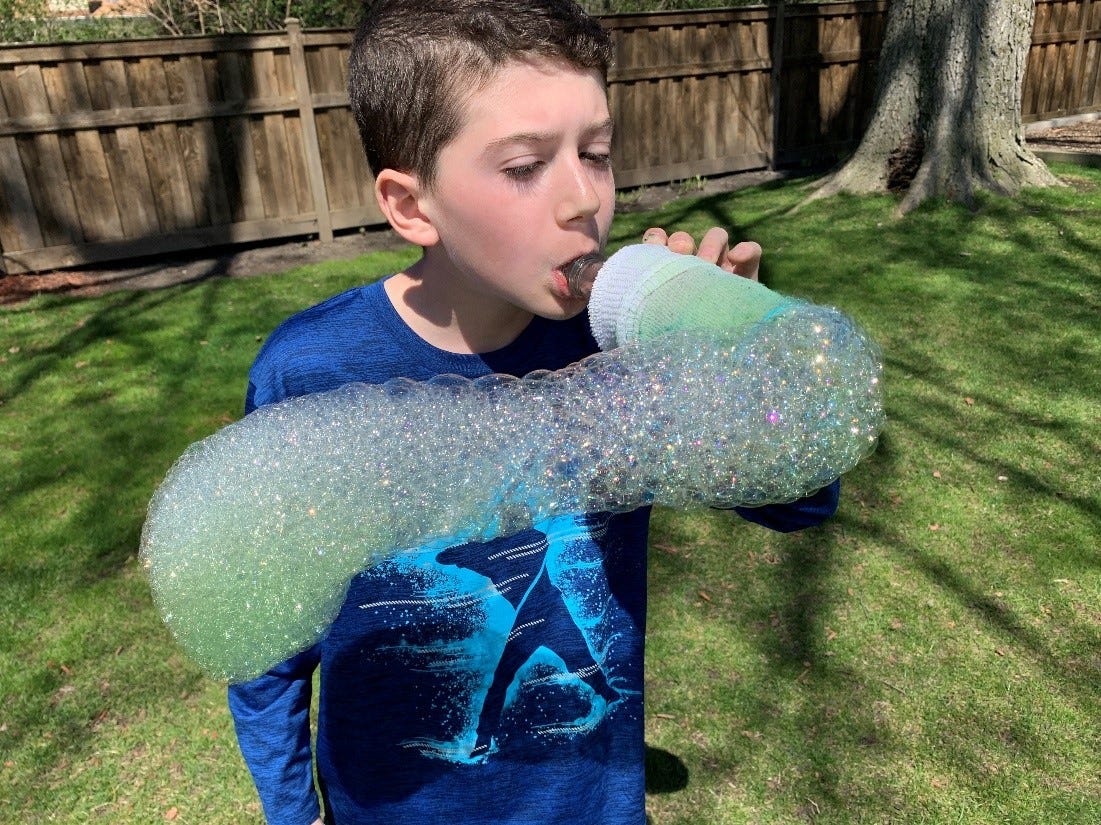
{"left": 229, "top": 278, "right": 839, "bottom": 825}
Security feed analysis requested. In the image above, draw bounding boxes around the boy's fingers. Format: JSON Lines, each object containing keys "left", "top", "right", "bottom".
{"left": 695, "top": 227, "right": 730, "bottom": 268}
{"left": 728, "top": 241, "right": 762, "bottom": 282}
{"left": 642, "top": 227, "right": 694, "bottom": 253}
{"left": 665, "top": 231, "right": 696, "bottom": 255}
{"left": 641, "top": 228, "right": 758, "bottom": 282}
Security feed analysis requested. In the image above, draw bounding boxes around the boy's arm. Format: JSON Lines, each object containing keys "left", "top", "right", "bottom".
{"left": 237, "top": 330, "right": 329, "bottom": 823}
{"left": 733, "top": 478, "right": 841, "bottom": 533}
{"left": 228, "top": 641, "right": 322, "bottom": 825}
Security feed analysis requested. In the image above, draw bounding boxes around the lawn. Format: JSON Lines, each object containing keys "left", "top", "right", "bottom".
{"left": 1, "top": 167, "right": 1098, "bottom": 824}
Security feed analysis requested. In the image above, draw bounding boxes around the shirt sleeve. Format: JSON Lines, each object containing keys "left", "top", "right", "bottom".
{"left": 235, "top": 324, "right": 323, "bottom": 824}
{"left": 228, "top": 647, "right": 322, "bottom": 825}
{"left": 732, "top": 477, "right": 841, "bottom": 533}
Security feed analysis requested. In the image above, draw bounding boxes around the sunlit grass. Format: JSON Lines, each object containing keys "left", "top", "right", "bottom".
{"left": 1, "top": 167, "right": 1098, "bottom": 823}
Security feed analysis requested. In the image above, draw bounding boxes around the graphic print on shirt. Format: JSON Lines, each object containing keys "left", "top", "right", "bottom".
{"left": 354, "top": 513, "right": 636, "bottom": 764}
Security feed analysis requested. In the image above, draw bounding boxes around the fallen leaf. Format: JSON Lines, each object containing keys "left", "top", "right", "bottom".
{"left": 929, "top": 523, "right": 941, "bottom": 531}
{"left": 932, "top": 471, "right": 942, "bottom": 479}
{"left": 165, "top": 807, "right": 178, "bottom": 821}
{"left": 964, "top": 397, "right": 974, "bottom": 406}
{"left": 697, "top": 590, "right": 712, "bottom": 603}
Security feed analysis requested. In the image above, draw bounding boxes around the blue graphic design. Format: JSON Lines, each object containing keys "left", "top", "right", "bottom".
{"left": 354, "top": 513, "right": 633, "bottom": 764}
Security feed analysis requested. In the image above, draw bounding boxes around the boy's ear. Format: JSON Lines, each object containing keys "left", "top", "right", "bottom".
{"left": 373, "top": 169, "right": 439, "bottom": 247}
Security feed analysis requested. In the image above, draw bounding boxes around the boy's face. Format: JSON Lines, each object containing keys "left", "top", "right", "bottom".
{"left": 418, "top": 58, "right": 615, "bottom": 321}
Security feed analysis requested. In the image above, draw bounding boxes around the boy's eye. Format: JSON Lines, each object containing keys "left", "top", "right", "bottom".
{"left": 503, "top": 161, "right": 543, "bottom": 181}
{"left": 582, "top": 151, "right": 612, "bottom": 169}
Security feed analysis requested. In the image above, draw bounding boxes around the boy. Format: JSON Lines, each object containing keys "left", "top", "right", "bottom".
{"left": 229, "top": 2, "right": 840, "bottom": 824}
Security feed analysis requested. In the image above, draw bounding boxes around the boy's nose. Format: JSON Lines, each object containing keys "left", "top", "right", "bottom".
{"left": 555, "top": 158, "right": 602, "bottom": 225}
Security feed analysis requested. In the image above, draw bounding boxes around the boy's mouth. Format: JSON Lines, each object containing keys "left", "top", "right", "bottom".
{"left": 560, "top": 252, "right": 605, "bottom": 299}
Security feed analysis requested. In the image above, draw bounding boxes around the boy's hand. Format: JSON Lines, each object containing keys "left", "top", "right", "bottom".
{"left": 642, "top": 227, "right": 761, "bottom": 282}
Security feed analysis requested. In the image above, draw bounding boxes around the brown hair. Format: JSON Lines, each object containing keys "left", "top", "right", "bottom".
{"left": 347, "top": 0, "right": 612, "bottom": 189}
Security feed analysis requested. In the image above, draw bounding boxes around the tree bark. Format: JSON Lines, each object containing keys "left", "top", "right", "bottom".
{"left": 807, "top": 0, "right": 1061, "bottom": 213}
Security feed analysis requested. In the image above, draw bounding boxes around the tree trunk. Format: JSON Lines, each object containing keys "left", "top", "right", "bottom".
{"left": 808, "top": 0, "right": 1061, "bottom": 213}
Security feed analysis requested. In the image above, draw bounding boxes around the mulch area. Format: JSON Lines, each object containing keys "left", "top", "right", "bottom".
{"left": 0, "top": 230, "right": 409, "bottom": 307}
{"left": 1025, "top": 116, "right": 1101, "bottom": 152}
{"left": 2, "top": 120, "right": 1099, "bottom": 306}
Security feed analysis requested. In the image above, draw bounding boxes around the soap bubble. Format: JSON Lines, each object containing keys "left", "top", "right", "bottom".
{"left": 141, "top": 301, "right": 881, "bottom": 682}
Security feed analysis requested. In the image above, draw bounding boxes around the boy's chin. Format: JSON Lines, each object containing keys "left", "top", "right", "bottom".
{"left": 535, "top": 295, "right": 589, "bottom": 322}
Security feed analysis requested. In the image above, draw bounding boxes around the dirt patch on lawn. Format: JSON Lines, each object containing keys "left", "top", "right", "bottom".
{"left": 0, "top": 229, "right": 410, "bottom": 306}
{"left": 1026, "top": 116, "right": 1101, "bottom": 153}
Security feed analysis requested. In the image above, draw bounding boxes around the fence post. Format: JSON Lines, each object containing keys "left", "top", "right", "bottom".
{"left": 286, "top": 17, "right": 334, "bottom": 243}
{"left": 769, "top": 0, "right": 786, "bottom": 170}
{"left": 1071, "top": 0, "right": 1094, "bottom": 114}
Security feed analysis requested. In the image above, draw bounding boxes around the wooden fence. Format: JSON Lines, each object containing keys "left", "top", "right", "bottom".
{"left": 1, "top": 1, "right": 1098, "bottom": 274}
{"left": 1027, "top": 0, "right": 1101, "bottom": 119}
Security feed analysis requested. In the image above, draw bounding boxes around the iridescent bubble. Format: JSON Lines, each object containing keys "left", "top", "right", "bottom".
{"left": 141, "top": 245, "right": 884, "bottom": 682}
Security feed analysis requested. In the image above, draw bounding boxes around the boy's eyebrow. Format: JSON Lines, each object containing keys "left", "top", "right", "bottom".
{"left": 486, "top": 117, "right": 615, "bottom": 151}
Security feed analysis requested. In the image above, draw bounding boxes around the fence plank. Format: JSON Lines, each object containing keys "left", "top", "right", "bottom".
{"left": 138, "top": 56, "right": 198, "bottom": 231}
{"left": 216, "top": 49, "right": 266, "bottom": 224}
{"left": 770, "top": 2, "right": 786, "bottom": 167}
{"left": 167, "top": 55, "right": 214, "bottom": 227}
{"left": 287, "top": 18, "right": 333, "bottom": 242}
{"left": 13, "top": 64, "right": 83, "bottom": 248}
{"left": 1086, "top": 1, "right": 1101, "bottom": 110}
{"left": 1072, "top": 1, "right": 1095, "bottom": 111}
{"left": 47, "top": 61, "right": 127, "bottom": 244}
{"left": 97, "top": 58, "right": 161, "bottom": 239}
{"left": 308, "top": 39, "right": 376, "bottom": 219}
{"left": 0, "top": 75, "right": 44, "bottom": 263}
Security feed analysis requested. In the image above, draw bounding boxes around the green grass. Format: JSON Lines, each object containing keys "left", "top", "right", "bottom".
{"left": 2, "top": 168, "right": 1099, "bottom": 823}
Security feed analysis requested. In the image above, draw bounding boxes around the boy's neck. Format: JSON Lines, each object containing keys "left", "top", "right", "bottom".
{"left": 383, "top": 255, "right": 535, "bottom": 355}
